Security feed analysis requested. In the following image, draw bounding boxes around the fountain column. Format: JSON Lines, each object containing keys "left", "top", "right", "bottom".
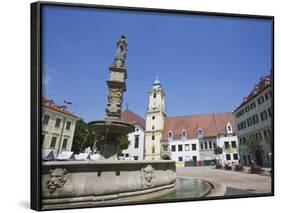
{"left": 105, "top": 35, "right": 128, "bottom": 120}
{"left": 89, "top": 35, "right": 134, "bottom": 160}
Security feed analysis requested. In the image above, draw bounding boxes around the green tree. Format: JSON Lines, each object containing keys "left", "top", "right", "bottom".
{"left": 246, "top": 137, "right": 262, "bottom": 162}
{"left": 213, "top": 146, "right": 223, "bottom": 165}
{"left": 265, "top": 133, "right": 272, "bottom": 151}
{"left": 118, "top": 135, "right": 131, "bottom": 150}
{"left": 72, "top": 119, "right": 96, "bottom": 154}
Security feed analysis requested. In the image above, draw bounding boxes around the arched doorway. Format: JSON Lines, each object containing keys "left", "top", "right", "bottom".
{"left": 255, "top": 150, "right": 263, "bottom": 166}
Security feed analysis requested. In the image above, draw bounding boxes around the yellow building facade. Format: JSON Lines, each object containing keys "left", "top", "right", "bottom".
{"left": 42, "top": 98, "right": 79, "bottom": 157}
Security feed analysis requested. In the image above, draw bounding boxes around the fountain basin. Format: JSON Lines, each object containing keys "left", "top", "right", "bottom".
{"left": 88, "top": 120, "right": 135, "bottom": 135}
{"left": 88, "top": 120, "right": 135, "bottom": 160}
{"left": 41, "top": 160, "right": 176, "bottom": 210}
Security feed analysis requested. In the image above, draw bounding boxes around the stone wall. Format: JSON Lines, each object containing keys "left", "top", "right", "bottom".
{"left": 42, "top": 160, "right": 176, "bottom": 209}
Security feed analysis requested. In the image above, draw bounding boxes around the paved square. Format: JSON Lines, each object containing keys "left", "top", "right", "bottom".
{"left": 176, "top": 166, "right": 272, "bottom": 196}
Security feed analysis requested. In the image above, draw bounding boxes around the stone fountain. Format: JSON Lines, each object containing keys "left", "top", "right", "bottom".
{"left": 41, "top": 36, "right": 176, "bottom": 210}
{"left": 88, "top": 35, "right": 134, "bottom": 160}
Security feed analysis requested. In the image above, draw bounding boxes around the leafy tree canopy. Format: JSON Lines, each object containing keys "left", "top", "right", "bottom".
{"left": 72, "top": 119, "right": 96, "bottom": 154}
{"left": 118, "top": 135, "right": 130, "bottom": 150}
{"left": 246, "top": 137, "right": 262, "bottom": 153}
{"left": 214, "top": 146, "right": 223, "bottom": 155}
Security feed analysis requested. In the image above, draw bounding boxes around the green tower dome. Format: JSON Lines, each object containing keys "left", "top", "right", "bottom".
{"left": 152, "top": 76, "right": 161, "bottom": 90}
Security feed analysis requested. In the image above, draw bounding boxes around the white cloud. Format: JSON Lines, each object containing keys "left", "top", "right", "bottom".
{"left": 43, "top": 74, "right": 51, "bottom": 86}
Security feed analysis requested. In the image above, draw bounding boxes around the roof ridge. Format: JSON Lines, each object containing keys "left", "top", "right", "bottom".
{"left": 166, "top": 112, "right": 232, "bottom": 119}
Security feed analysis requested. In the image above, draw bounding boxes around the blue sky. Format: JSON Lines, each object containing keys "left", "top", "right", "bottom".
{"left": 42, "top": 5, "right": 272, "bottom": 122}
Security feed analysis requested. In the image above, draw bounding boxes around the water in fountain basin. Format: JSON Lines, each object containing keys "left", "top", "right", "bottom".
{"left": 152, "top": 178, "right": 213, "bottom": 200}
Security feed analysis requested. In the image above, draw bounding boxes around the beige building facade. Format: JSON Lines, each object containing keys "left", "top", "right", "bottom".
{"left": 42, "top": 98, "right": 79, "bottom": 157}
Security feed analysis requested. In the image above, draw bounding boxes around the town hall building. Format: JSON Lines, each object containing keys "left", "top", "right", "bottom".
{"left": 120, "top": 77, "right": 240, "bottom": 166}
{"left": 144, "top": 77, "right": 239, "bottom": 166}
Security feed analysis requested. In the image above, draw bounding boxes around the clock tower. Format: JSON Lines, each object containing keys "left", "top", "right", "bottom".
{"left": 144, "top": 76, "right": 166, "bottom": 160}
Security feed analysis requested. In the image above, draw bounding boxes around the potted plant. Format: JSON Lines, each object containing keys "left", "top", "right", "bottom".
{"left": 235, "top": 164, "right": 244, "bottom": 171}
{"left": 224, "top": 164, "right": 232, "bottom": 170}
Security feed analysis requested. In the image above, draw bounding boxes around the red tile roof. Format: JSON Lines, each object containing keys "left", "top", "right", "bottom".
{"left": 121, "top": 109, "right": 145, "bottom": 129}
{"left": 235, "top": 73, "right": 272, "bottom": 111}
{"left": 162, "top": 112, "right": 236, "bottom": 141}
{"left": 42, "top": 97, "right": 79, "bottom": 119}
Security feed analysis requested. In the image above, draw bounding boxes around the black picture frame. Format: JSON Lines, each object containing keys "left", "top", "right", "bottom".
{"left": 31, "top": 1, "right": 274, "bottom": 211}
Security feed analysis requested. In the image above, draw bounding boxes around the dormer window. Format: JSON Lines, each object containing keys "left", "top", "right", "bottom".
{"left": 181, "top": 130, "right": 187, "bottom": 140}
{"left": 197, "top": 128, "right": 203, "bottom": 138}
{"left": 226, "top": 122, "right": 233, "bottom": 134}
{"left": 168, "top": 131, "right": 173, "bottom": 141}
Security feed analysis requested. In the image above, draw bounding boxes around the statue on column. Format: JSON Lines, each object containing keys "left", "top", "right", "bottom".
{"left": 116, "top": 35, "right": 127, "bottom": 61}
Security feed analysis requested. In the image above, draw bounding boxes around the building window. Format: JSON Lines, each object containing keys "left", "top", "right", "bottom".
{"left": 200, "top": 143, "right": 203, "bottom": 150}
{"left": 245, "top": 105, "right": 250, "bottom": 113}
{"left": 233, "top": 153, "right": 238, "bottom": 160}
{"left": 153, "top": 92, "right": 156, "bottom": 98}
{"left": 247, "top": 117, "right": 253, "bottom": 127}
{"left": 42, "top": 114, "right": 50, "bottom": 125}
{"left": 258, "top": 96, "right": 265, "bottom": 105}
{"left": 125, "top": 153, "right": 129, "bottom": 158}
{"left": 62, "top": 138, "right": 68, "bottom": 150}
{"left": 197, "top": 128, "right": 203, "bottom": 138}
{"left": 171, "top": 145, "right": 176, "bottom": 152}
{"left": 192, "top": 144, "right": 196, "bottom": 151}
{"left": 185, "top": 144, "right": 190, "bottom": 151}
{"left": 152, "top": 116, "right": 155, "bottom": 120}
{"left": 226, "top": 154, "right": 231, "bottom": 161}
{"left": 168, "top": 131, "right": 173, "bottom": 141}
{"left": 178, "top": 144, "right": 183, "bottom": 152}
{"left": 256, "top": 132, "right": 262, "bottom": 141}
{"left": 55, "top": 118, "right": 61, "bottom": 128}
{"left": 252, "top": 114, "right": 259, "bottom": 124}
{"left": 265, "top": 92, "right": 269, "bottom": 100}
{"left": 213, "top": 142, "right": 217, "bottom": 148}
{"left": 134, "top": 135, "right": 139, "bottom": 148}
{"left": 152, "top": 135, "right": 155, "bottom": 140}
{"left": 261, "top": 110, "right": 268, "bottom": 121}
{"left": 209, "top": 141, "right": 213, "bottom": 149}
{"left": 263, "top": 129, "right": 271, "bottom": 139}
{"left": 42, "top": 134, "right": 45, "bottom": 144}
{"left": 152, "top": 125, "right": 155, "bottom": 130}
{"left": 228, "top": 125, "right": 231, "bottom": 132}
{"left": 204, "top": 141, "right": 208, "bottom": 149}
{"left": 178, "top": 156, "right": 183, "bottom": 162}
{"left": 242, "top": 121, "right": 247, "bottom": 129}
{"left": 65, "top": 121, "right": 71, "bottom": 130}
{"left": 268, "top": 107, "right": 272, "bottom": 117}
{"left": 50, "top": 137, "right": 57, "bottom": 148}
{"left": 250, "top": 102, "right": 256, "bottom": 109}
{"left": 182, "top": 130, "right": 187, "bottom": 140}
{"left": 231, "top": 141, "right": 237, "bottom": 148}
{"left": 135, "top": 128, "right": 139, "bottom": 132}
{"left": 224, "top": 141, "right": 229, "bottom": 149}
{"left": 133, "top": 156, "right": 139, "bottom": 160}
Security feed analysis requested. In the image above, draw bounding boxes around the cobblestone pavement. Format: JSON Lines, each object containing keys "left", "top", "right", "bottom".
{"left": 176, "top": 166, "right": 272, "bottom": 195}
